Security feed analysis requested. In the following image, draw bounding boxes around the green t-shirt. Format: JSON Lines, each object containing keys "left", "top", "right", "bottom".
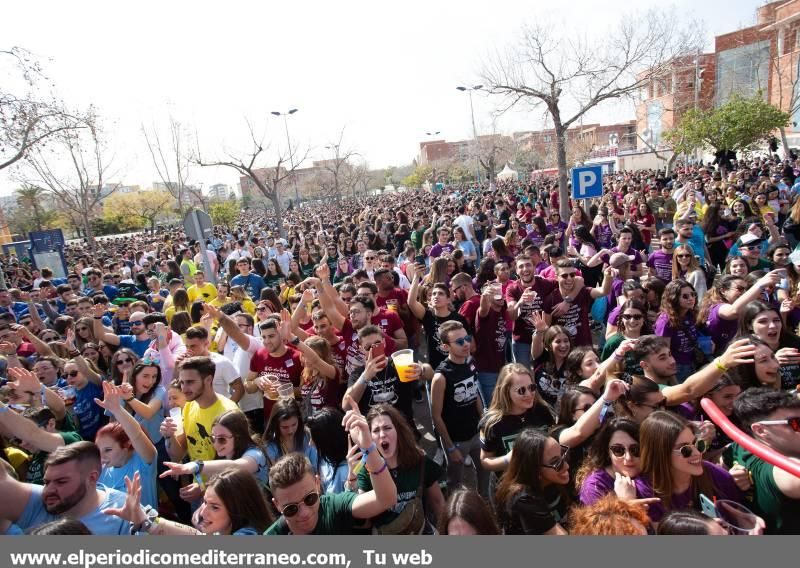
{"left": 357, "top": 457, "right": 442, "bottom": 527}
{"left": 730, "top": 443, "right": 800, "bottom": 534}
{"left": 264, "top": 491, "right": 357, "bottom": 535}
{"left": 27, "top": 431, "right": 83, "bottom": 485}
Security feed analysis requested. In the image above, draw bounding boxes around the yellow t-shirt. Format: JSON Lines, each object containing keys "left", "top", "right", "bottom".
{"left": 210, "top": 296, "right": 232, "bottom": 309}
{"left": 187, "top": 282, "right": 218, "bottom": 303}
{"left": 164, "top": 306, "right": 188, "bottom": 325}
{"left": 183, "top": 395, "right": 240, "bottom": 462}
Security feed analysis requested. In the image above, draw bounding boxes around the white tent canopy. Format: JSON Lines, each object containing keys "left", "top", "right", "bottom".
{"left": 497, "top": 163, "right": 518, "bottom": 181}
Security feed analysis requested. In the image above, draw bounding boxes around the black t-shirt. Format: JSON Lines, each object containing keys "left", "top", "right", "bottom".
{"left": 435, "top": 358, "right": 482, "bottom": 443}
{"left": 533, "top": 357, "right": 567, "bottom": 408}
{"left": 500, "top": 486, "right": 568, "bottom": 535}
{"left": 349, "top": 360, "right": 415, "bottom": 428}
{"left": 779, "top": 334, "right": 800, "bottom": 390}
{"left": 422, "top": 310, "right": 467, "bottom": 371}
{"left": 480, "top": 407, "right": 555, "bottom": 458}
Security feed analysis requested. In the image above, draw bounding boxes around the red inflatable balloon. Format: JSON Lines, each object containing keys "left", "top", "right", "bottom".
{"left": 700, "top": 398, "right": 800, "bottom": 478}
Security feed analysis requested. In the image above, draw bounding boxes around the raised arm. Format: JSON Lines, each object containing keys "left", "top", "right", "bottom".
{"left": 314, "top": 267, "right": 347, "bottom": 330}
{"left": 92, "top": 303, "right": 121, "bottom": 346}
{"left": 406, "top": 269, "right": 426, "bottom": 321}
{"left": 0, "top": 398, "right": 66, "bottom": 453}
{"left": 558, "top": 379, "right": 627, "bottom": 447}
{"left": 203, "top": 303, "right": 253, "bottom": 352}
{"left": 588, "top": 266, "right": 614, "bottom": 300}
{"left": 718, "top": 271, "right": 782, "bottom": 319}
{"left": 95, "top": 382, "right": 157, "bottom": 465}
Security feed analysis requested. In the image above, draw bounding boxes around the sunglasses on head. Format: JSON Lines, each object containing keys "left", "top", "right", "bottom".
{"left": 515, "top": 383, "right": 536, "bottom": 396}
{"left": 673, "top": 438, "right": 708, "bottom": 458}
{"left": 542, "top": 445, "right": 570, "bottom": 471}
{"left": 281, "top": 491, "right": 320, "bottom": 518}
{"left": 609, "top": 443, "right": 641, "bottom": 459}
{"left": 450, "top": 335, "right": 472, "bottom": 347}
{"left": 754, "top": 416, "right": 800, "bottom": 432}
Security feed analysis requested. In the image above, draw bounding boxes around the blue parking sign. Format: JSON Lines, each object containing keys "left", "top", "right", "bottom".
{"left": 571, "top": 165, "right": 603, "bottom": 199}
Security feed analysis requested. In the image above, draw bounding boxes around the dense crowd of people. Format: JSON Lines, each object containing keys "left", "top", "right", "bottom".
{"left": 0, "top": 154, "right": 799, "bottom": 537}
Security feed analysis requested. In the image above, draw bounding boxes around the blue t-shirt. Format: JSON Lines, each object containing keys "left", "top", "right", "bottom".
{"left": 118, "top": 335, "right": 152, "bottom": 358}
{"left": 243, "top": 447, "right": 269, "bottom": 488}
{"left": 99, "top": 452, "right": 158, "bottom": 509}
{"left": 18, "top": 483, "right": 133, "bottom": 535}
{"left": 679, "top": 227, "right": 707, "bottom": 267}
{"left": 266, "top": 435, "right": 318, "bottom": 471}
{"left": 72, "top": 382, "right": 104, "bottom": 441}
{"left": 232, "top": 526, "right": 259, "bottom": 535}
{"left": 230, "top": 273, "right": 266, "bottom": 302}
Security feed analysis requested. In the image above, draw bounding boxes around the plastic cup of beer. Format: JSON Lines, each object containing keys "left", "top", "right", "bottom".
{"left": 169, "top": 406, "right": 183, "bottom": 434}
{"left": 715, "top": 500, "right": 759, "bottom": 535}
{"left": 277, "top": 382, "right": 295, "bottom": 400}
{"left": 386, "top": 299, "right": 399, "bottom": 313}
{"left": 391, "top": 349, "right": 417, "bottom": 383}
{"left": 491, "top": 284, "right": 503, "bottom": 302}
{"left": 263, "top": 374, "right": 280, "bottom": 401}
{"left": 58, "top": 386, "right": 76, "bottom": 405}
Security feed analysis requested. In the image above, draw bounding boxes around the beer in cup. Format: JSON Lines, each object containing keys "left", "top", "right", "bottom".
{"left": 391, "top": 349, "right": 416, "bottom": 383}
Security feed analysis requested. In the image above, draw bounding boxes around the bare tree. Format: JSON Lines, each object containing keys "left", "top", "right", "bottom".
{"left": 482, "top": 9, "right": 701, "bottom": 218}
{"left": 21, "top": 111, "right": 120, "bottom": 249}
{"left": 1, "top": 47, "right": 89, "bottom": 172}
{"left": 320, "top": 128, "right": 360, "bottom": 201}
{"left": 475, "top": 130, "right": 514, "bottom": 183}
{"left": 142, "top": 116, "right": 190, "bottom": 212}
{"left": 193, "top": 120, "right": 309, "bottom": 237}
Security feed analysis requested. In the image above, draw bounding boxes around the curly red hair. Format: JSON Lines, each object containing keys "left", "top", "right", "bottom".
{"left": 569, "top": 495, "right": 651, "bottom": 535}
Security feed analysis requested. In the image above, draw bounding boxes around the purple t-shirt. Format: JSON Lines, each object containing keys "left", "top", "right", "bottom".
{"left": 579, "top": 468, "right": 650, "bottom": 506}
{"left": 704, "top": 303, "right": 738, "bottom": 355}
{"left": 607, "top": 278, "right": 624, "bottom": 312}
{"left": 525, "top": 230, "right": 547, "bottom": 248}
{"left": 654, "top": 312, "right": 697, "bottom": 365}
{"left": 542, "top": 286, "right": 594, "bottom": 347}
{"left": 639, "top": 461, "right": 743, "bottom": 522}
{"left": 600, "top": 247, "right": 643, "bottom": 270}
{"left": 607, "top": 305, "right": 622, "bottom": 327}
{"left": 429, "top": 242, "right": 455, "bottom": 258}
{"left": 594, "top": 223, "right": 613, "bottom": 249}
{"left": 546, "top": 221, "right": 567, "bottom": 247}
{"left": 647, "top": 250, "right": 673, "bottom": 282}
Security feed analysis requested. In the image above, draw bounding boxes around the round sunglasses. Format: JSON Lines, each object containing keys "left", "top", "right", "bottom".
{"left": 281, "top": 491, "right": 320, "bottom": 518}
{"left": 673, "top": 438, "right": 708, "bottom": 459}
{"left": 609, "top": 443, "right": 641, "bottom": 459}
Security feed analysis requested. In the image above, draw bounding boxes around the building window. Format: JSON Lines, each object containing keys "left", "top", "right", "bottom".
{"left": 543, "top": 135, "right": 552, "bottom": 143}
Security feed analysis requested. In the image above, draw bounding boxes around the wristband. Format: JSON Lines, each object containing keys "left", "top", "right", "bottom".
{"left": 193, "top": 472, "right": 206, "bottom": 491}
{"left": 446, "top": 445, "right": 457, "bottom": 453}
{"left": 40, "top": 385, "right": 47, "bottom": 407}
{"left": 366, "top": 460, "right": 389, "bottom": 476}
{"left": 714, "top": 358, "right": 728, "bottom": 373}
{"left": 599, "top": 396, "right": 613, "bottom": 424}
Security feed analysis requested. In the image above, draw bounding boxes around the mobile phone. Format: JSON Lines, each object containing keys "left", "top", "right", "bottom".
{"left": 699, "top": 493, "right": 716, "bottom": 519}
{"left": 370, "top": 344, "right": 385, "bottom": 360}
{"left": 414, "top": 255, "right": 426, "bottom": 265}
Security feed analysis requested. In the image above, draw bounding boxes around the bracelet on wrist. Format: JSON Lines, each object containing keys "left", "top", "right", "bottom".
{"left": 714, "top": 358, "right": 728, "bottom": 373}
{"left": 366, "top": 460, "right": 389, "bottom": 476}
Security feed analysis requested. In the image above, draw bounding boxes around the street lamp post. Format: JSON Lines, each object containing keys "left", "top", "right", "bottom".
{"left": 456, "top": 85, "right": 482, "bottom": 185}
{"left": 270, "top": 108, "right": 299, "bottom": 203}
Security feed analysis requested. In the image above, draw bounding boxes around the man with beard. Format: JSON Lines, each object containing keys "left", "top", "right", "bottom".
{"left": 0, "top": 441, "right": 134, "bottom": 534}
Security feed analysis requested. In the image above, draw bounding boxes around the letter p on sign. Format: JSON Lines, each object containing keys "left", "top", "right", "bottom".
{"left": 571, "top": 165, "right": 603, "bottom": 199}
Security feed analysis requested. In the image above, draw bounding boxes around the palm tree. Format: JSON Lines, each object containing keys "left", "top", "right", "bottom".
{"left": 15, "top": 184, "right": 50, "bottom": 231}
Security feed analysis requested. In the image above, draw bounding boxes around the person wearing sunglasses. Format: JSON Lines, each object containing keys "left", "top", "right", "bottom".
{"left": 638, "top": 411, "right": 743, "bottom": 523}
{"left": 578, "top": 418, "right": 650, "bottom": 507}
{"left": 479, "top": 363, "right": 555, "bottom": 506}
{"left": 729, "top": 388, "right": 800, "bottom": 534}
{"left": 430, "top": 321, "right": 488, "bottom": 500}
{"left": 600, "top": 300, "right": 650, "bottom": 379}
{"left": 265, "top": 399, "right": 398, "bottom": 535}
{"left": 671, "top": 244, "right": 707, "bottom": 305}
{"left": 62, "top": 359, "right": 105, "bottom": 442}
{"left": 654, "top": 279, "right": 700, "bottom": 382}
{"left": 92, "top": 303, "right": 152, "bottom": 359}
{"left": 495, "top": 428, "right": 571, "bottom": 535}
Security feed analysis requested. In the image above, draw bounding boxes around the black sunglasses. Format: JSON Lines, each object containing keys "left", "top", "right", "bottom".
{"left": 636, "top": 399, "right": 667, "bottom": 411}
{"left": 281, "top": 491, "right": 319, "bottom": 518}
{"left": 542, "top": 445, "right": 570, "bottom": 471}
{"left": 609, "top": 444, "right": 641, "bottom": 459}
{"left": 66, "top": 370, "right": 80, "bottom": 378}
{"left": 116, "top": 357, "right": 133, "bottom": 365}
{"left": 621, "top": 314, "right": 643, "bottom": 321}
{"left": 515, "top": 383, "right": 536, "bottom": 396}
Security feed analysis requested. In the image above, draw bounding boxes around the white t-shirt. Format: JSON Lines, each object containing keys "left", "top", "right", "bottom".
{"left": 222, "top": 332, "right": 263, "bottom": 413}
{"left": 209, "top": 352, "right": 241, "bottom": 398}
{"left": 454, "top": 214, "right": 476, "bottom": 241}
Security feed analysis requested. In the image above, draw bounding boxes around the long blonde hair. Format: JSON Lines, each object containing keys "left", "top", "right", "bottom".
{"left": 479, "top": 363, "right": 553, "bottom": 439}
{"left": 671, "top": 244, "right": 700, "bottom": 280}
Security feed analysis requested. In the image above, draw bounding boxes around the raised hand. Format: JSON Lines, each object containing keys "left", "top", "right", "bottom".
{"left": 103, "top": 472, "right": 147, "bottom": 525}
{"left": 159, "top": 461, "right": 195, "bottom": 479}
{"left": 93, "top": 381, "right": 125, "bottom": 415}
{"left": 341, "top": 394, "right": 370, "bottom": 449}
{"left": 603, "top": 378, "right": 629, "bottom": 402}
{"left": 8, "top": 367, "right": 41, "bottom": 395}
{"left": 719, "top": 338, "right": 757, "bottom": 369}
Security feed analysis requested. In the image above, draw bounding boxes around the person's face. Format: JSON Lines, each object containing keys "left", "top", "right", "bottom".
{"left": 178, "top": 368, "right": 207, "bottom": 401}
{"left": 741, "top": 242, "right": 761, "bottom": 258}
{"left": 346, "top": 299, "right": 372, "bottom": 328}
{"left": 509, "top": 372, "right": 536, "bottom": 411}
{"left": 429, "top": 288, "right": 449, "bottom": 310}
{"left": 77, "top": 302, "right": 93, "bottom": 317}
{"left": 260, "top": 327, "right": 284, "bottom": 353}
{"left": 618, "top": 233, "right": 632, "bottom": 249}
{"left": 621, "top": 307, "right": 645, "bottom": 333}
{"left": 444, "top": 328, "right": 471, "bottom": 359}
{"left": 579, "top": 351, "right": 600, "bottom": 379}
{"left": 64, "top": 364, "right": 85, "bottom": 388}
{"left": 371, "top": 414, "right": 398, "bottom": 461}
{"left": 134, "top": 366, "right": 158, "bottom": 395}
{"left": 675, "top": 247, "right": 692, "bottom": 266}
{"left": 194, "top": 273, "right": 206, "bottom": 286}
{"left": 630, "top": 392, "right": 667, "bottom": 422}
{"left": 87, "top": 274, "right": 102, "bottom": 288}
{"left": 671, "top": 427, "right": 704, "bottom": 478}
{"left": 659, "top": 234, "right": 674, "bottom": 251}
{"left": 357, "top": 241, "right": 366, "bottom": 253}
{"left": 557, "top": 267, "right": 577, "bottom": 292}
{"left": 363, "top": 252, "right": 376, "bottom": 266}
{"left": 772, "top": 247, "right": 791, "bottom": 266}
{"left": 732, "top": 201, "right": 745, "bottom": 216}
{"left": 572, "top": 392, "right": 597, "bottom": 422}
{"left": 677, "top": 223, "right": 693, "bottom": 238}
{"left": 708, "top": 384, "right": 741, "bottom": 417}
{"left": 168, "top": 387, "right": 186, "bottom": 409}
{"left": 608, "top": 431, "right": 641, "bottom": 478}
{"left": 82, "top": 347, "right": 99, "bottom": 361}
{"left": 540, "top": 437, "right": 570, "bottom": 486}
{"left": 96, "top": 435, "right": 130, "bottom": 469}
{"left": 516, "top": 260, "right": 533, "bottom": 282}
{"left": 751, "top": 310, "right": 782, "bottom": 346}
{"left": 279, "top": 416, "right": 299, "bottom": 440}
{"left": 729, "top": 258, "right": 748, "bottom": 277}
{"left": 494, "top": 263, "right": 510, "bottom": 282}
{"left": 678, "top": 286, "right": 696, "bottom": 311}
{"left": 272, "top": 474, "right": 320, "bottom": 535}
{"left": 549, "top": 333, "right": 570, "bottom": 358}
{"left": 196, "top": 486, "right": 232, "bottom": 535}
{"left": 753, "top": 343, "right": 781, "bottom": 387}
{"left": 68, "top": 277, "right": 81, "bottom": 290}
{"left": 447, "top": 516, "right": 479, "bottom": 535}
{"left": 211, "top": 424, "right": 235, "bottom": 459}
{"left": 129, "top": 315, "right": 146, "bottom": 336}
{"left": 237, "top": 261, "right": 250, "bottom": 274}
{"left": 643, "top": 347, "right": 676, "bottom": 381}
{"left": 34, "top": 361, "right": 58, "bottom": 385}
{"left": 721, "top": 279, "right": 747, "bottom": 303}
{"left": 184, "top": 337, "right": 210, "bottom": 357}
{"left": 42, "top": 461, "right": 92, "bottom": 515}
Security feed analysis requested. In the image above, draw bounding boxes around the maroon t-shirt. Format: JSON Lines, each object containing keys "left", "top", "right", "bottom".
{"left": 474, "top": 307, "right": 508, "bottom": 372}
{"left": 249, "top": 346, "right": 303, "bottom": 417}
{"left": 542, "top": 286, "right": 595, "bottom": 347}
{"left": 340, "top": 318, "right": 396, "bottom": 380}
{"left": 505, "top": 277, "right": 558, "bottom": 343}
{"left": 458, "top": 294, "right": 482, "bottom": 334}
{"left": 375, "top": 288, "right": 408, "bottom": 309}
{"left": 371, "top": 310, "right": 403, "bottom": 354}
